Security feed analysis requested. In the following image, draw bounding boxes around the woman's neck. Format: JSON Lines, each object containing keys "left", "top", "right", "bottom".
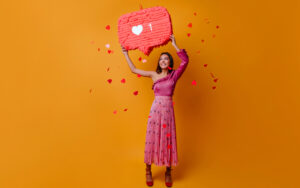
{"left": 160, "top": 69, "right": 169, "bottom": 75}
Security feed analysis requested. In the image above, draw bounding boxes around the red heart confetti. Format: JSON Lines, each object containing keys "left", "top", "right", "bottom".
{"left": 107, "top": 79, "right": 112, "bottom": 83}
{"left": 137, "top": 74, "right": 141, "bottom": 77}
{"left": 167, "top": 144, "right": 171, "bottom": 149}
{"left": 167, "top": 66, "right": 172, "bottom": 70}
{"left": 148, "top": 115, "right": 151, "bottom": 118}
{"left": 172, "top": 101, "right": 175, "bottom": 106}
{"left": 212, "top": 86, "right": 216, "bottom": 90}
{"left": 108, "top": 50, "right": 112, "bottom": 54}
{"left": 213, "top": 78, "right": 218, "bottom": 82}
{"left": 204, "top": 64, "right": 208, "bottom": 67}
{"left": 121, "top": 78, "right": 126, "bottom": 83}
{"left": 163, "top": 124, "right": 167, "bottom": 128}
{"left": 97, "top": 48, "right": 100, "bottom": 52}
{"left": 187, "top": 33, "right": 191, "bottom": 37}
{"left": 201, "top": 39, "right": 205, "bottom": 43}
{"left": 216, "top": 25, "right": 220, "bottom": 29}
{"left": 210, "top": 72, "right": 215, "bottom": 78}
{"left": 167, "top": 133, "right": 171, "bottom": 137}
{"left": 106, "top": 25, "right": 110, "bottom": 30}
{"left": 188, "top": 23, "right": 192, "bottom": 28}
{"left": 133, "top": 91, "right": 138, "bottom": 95}
{"left": 212, "top": 34, "right": 216, "bottom": 38}
{"left": 138, "top": 57, "right": 142, "bottom": 61}
{"left": 124, "top": 109, "right": 128, "bottom": 111}
{"left": 113, "top": 110, "right": 117, "bottom": 114}
{"left": 192, "top": 80, "right": 197, "bottom": 86}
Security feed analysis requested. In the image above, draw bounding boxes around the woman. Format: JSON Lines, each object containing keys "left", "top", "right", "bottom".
{"left": 121, "top": 34, "right": 189, "bottom": 187}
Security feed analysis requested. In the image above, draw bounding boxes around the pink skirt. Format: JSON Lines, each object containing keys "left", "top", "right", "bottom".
{"left": 144, "top": 96, "right": 178, "bottom": 167}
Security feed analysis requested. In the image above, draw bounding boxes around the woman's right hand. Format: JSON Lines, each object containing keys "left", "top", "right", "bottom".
{"left": 121, "top": 45, "right": 128, "bottom": 55}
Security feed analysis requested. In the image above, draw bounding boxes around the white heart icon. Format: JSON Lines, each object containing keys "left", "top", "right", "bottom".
{"left": 132, "top": 25, "right": 143, "bottom": 35}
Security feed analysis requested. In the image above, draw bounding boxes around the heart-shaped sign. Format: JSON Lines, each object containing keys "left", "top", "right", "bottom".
{"left": 132, "top": 25, "right": 143, "bottom": 35}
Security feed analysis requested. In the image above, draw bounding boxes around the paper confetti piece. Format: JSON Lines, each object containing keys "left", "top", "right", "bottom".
{"left": 192, "top": 80, "right": 197, "bottom": 86}
{"left": 194, "top": 12, "right": 197, "bottom": 16}
{"left": 97, "top": 48, "right": 100, "bottom": 52}
{"left": 140, "top": 4, "right": 143, "bottom": 10}
{"left": 172, "top": 101, "right": 175, "bottom": 106}
{"left": 187, "top": 33, "right": 191, "bottom": 37}
{"left": 133, "top": 91, "right": 138, "bottom": 95}
{"left": 212, "top": 34, "right": 216, "bottom": 38}
{"left": 204, "top": 18, "right": 210, "bottom": 24}
{"left": 138, "top": 57, "right": 142, "bottom": 61}
{"left": 121, "top": 78, "right": 126, "bottom": 83}
{"left": 148, "top": 115, "right": 151, "bottom": 118}
{"left": 210, "top": 72, "right": 215, "bottom": 78}
{"left": 107, "top": 67, "right": 110, "bottom": 72}
{"left": 105, "top": 44, "right": 110, "bottom": 48}
{"left": 106, "top": 25, "right": 110, "bottom": 30}
{"left": 212, "top": 86, "right": 216, "bottom": 90}
{"left": 167, "top": 133, "right": 171, "bottom": 137}
{"left": 167, "top": 66, "right": 172, "bottom": 70}
{"left": 108, "top": 50, "right": 112, "bottom": 54}
{"left": 167, "top": 144, "right": 171, "bottom": 149}
{"left": 163, "top": 124, "right": 167, "bottom": 128}
{"left": 142, "top": 59, "right": 147, "bottom": 63}
{"left": 188, "top": 23, "right": 192, "bottom": 28}
{"left": 201, "top": 39, "right": 205, "bottom": 43}
{"left": 204, "top": 64, "right": 208, "bottom": 67}
{"left": 113, "top": 110, "right": 117, "bottom": 114}
{"left": 107, "top": 79, "right": 112, "bottom": 83}
{"left": 124, "top": 109, "right": 128, "bottom": 111}
{"left": 137, "top": 74, "right": 141, "bottom": 77}
{"left": 213, "top": 78, "right": 218, "bottom": 82}
{"left": 216, "top": 25, "right": 220, "bottom": 29}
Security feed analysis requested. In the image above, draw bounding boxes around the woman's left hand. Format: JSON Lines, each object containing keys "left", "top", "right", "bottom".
{"left": 170, "top": 34, "right": 176, "bottom": 45}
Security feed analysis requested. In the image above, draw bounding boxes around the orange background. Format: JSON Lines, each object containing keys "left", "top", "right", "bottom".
{"left": 1, "top": 0, "right": 300, "bottom": 187}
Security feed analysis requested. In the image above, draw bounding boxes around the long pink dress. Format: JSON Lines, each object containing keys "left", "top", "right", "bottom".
{"left": 144, "top": 49, "right": 189, "bottom": 167}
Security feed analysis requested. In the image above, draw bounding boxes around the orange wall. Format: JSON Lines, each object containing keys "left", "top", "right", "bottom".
{"left": 1, "top": 0, "right": 300, "bottom": 187}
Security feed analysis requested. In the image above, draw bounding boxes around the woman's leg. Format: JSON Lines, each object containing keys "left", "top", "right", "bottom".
{"left": 165, "top": 166, "right": 172, "bottom": 184}
{"left": 145, "top": 164, "right": 153, "bottom": 184}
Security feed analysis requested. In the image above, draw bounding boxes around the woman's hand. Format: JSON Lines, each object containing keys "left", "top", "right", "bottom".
{"left": 121, "top": 45, "right": 128, "bottom": 55}
{"left": 170, "top": 34, "right": 176, "bottom": 46}
{"left": 170, "top": 34, "right": 180, "bottom": 52}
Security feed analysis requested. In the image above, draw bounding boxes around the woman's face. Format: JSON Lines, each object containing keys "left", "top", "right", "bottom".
{"left": 159, "top": 54, "right": 170, "bottom": 70}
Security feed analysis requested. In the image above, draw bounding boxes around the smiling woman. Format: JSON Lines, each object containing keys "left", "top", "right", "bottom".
{"left": 121, "top": 34, "right": 189, "bottom": 187}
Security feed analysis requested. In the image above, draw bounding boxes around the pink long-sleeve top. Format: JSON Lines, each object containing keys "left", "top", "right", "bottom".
{"left": 152, "top": 49, "right": 189, "bottom": 96}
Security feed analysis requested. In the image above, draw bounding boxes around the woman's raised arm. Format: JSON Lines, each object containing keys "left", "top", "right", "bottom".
{"left": 169, "top": 35, "right": 189, "bottom": 81}
{"left": 121, "top": 45, "right": 155, "bottom": 78}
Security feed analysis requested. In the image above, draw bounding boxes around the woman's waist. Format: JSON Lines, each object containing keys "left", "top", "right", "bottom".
{"left": 154, "top": 95, "right": 173, "bottom": 99}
